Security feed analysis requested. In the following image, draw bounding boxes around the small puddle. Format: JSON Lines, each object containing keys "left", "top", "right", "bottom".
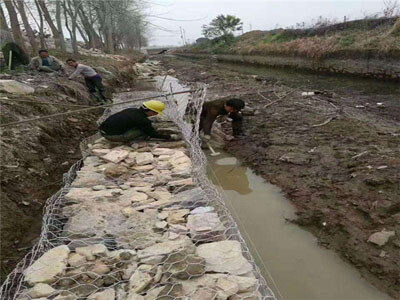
{"left": 208, "top": 152, "right": 391, "bottom": 300}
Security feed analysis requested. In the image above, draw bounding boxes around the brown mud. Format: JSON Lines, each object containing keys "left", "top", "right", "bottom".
{"left": 0, "top": 54, "right": 140, "bottom": 283}
{"left": 159, "top": 55, "right": 400, "bottom": 299}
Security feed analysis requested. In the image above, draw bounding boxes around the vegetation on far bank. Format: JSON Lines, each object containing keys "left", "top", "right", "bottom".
{"left": 180, "top": 17, "right": 400, "bottom": 59}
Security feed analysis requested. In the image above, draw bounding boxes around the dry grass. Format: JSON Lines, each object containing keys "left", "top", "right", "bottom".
{"left": 186, "top": 19, "right": 400, "bottom": 59}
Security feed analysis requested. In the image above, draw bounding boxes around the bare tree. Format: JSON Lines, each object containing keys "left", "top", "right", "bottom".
{"left": 63, "top": 0, "right": 81, "bottom": 54}
{"left": 77, "top": 2, "right": 103, "bottom": 49}
{"left": 15, "top": 0, "right": 38, "bottom": 54}
{"left": 38, "top": 0, "right": 64, "bottom": 49}
{"left": 34, "top": 0, "right": 47, "bottom": 49}
{"left": 104, "top": 1, "right": 114, "bottom": 53}
{"left": 3, "top": 0, "right": 27, "bottom": 51}
{"left": 0, "top": 3, "right": 9, "bottom": 31}
{"left": 383, "top": 0, "right": 400, "bottom": 17}
{"left": 55, "top": 0, "right": 66, "bottom": 51}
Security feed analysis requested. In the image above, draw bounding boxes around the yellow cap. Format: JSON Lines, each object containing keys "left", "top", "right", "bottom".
{"left": 143, "top": 100, "right": 166, "bottom": 114}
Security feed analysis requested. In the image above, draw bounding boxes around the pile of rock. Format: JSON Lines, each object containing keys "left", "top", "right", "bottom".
{"left": 18, "top": 134, "right": 263, "bottom": 299}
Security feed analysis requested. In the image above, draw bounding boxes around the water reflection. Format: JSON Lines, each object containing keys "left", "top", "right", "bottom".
{"left": 210, "top": 157, "right": 252, "bottom": 195}
{"left": 208, "top": 152, "right": 391, "bottom": 300}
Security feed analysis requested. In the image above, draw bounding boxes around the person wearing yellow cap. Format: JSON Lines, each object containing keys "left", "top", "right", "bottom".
{"left": 99, "top": 100, "right": 177, "bottom": 142}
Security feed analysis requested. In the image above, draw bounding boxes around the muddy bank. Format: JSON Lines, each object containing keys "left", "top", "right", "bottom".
{"left": 176, "top": 53, "right": 400, "bottom": 81}
{"left": 158, "top": 55, "right": 400, "bottom": 298}
{"left": 0, "top": 55, "right": 140, "bottom": 282}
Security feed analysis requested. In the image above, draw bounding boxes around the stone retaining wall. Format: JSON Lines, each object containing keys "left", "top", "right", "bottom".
{"left": 176, "top": 53, "right": 400, "bottom": 81}
{"left": 16, "top": 134, "right": 269, "bottom": 300}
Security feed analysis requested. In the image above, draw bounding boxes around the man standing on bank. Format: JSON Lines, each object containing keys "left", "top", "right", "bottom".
{"left": 200, "top": 98, "right": 245, "bottom": 139}
{"left": 66, "top": 58, "right": 110, "bottom": 104}
{"left": 99, "top": 100, "right": 178, "bottom": 143}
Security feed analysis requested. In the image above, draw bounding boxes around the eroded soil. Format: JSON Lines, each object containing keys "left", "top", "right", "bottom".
{"left": 0, "top": 54, "right": 140, "bottom": 282}
{"left": 159, "top": 55, "right": 400, "bottom": 299}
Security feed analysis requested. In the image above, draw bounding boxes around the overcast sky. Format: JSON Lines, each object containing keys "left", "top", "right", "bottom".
{"left": 146, "top": 0, "right": 386, "bottom": 46}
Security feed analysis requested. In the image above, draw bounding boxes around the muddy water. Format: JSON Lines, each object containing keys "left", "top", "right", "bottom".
{"left": 208, "top": 153, "right": 391, "bottom": 300}
{"left": 179, "top": 56, "right": 400, "bottom": 96}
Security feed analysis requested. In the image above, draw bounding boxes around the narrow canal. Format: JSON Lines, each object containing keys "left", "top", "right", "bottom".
{"left": 208, "top": 153, "right": 391, "bottom": 300}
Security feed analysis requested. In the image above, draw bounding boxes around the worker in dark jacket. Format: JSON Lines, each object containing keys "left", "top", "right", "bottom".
{"left": 99, "top": 100, "right": 175, "bottom": 142}
{"left": 200, "top": 98, "right": 245, "bottom": 138}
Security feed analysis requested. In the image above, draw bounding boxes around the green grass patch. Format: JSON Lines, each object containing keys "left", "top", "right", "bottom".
{"left": 263, "top": 31, "right": 298, "bottom": 44}
{"left": 338, "top": 34, "right": 356, "bottom": 47}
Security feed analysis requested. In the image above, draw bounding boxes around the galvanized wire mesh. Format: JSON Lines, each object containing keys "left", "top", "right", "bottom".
{"left": 0, "top": 86, "right": 276, "bottom": 300}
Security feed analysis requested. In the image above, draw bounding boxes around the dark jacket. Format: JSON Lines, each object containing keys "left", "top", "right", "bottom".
{"left": 99, "top": 108, "right": 170, "bottom": 139}
{"left": 200, "top": 99, "right": 243, "bottom": 136}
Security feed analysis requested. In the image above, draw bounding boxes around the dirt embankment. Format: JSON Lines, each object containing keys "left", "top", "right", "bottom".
{"left": 177, "top": 17, "right": 400, "bottom": 80}
{"left": 158, "top": 56, "right": 400, "bottom": 299}
{"left": 0, "top": 53, "right": 141, "bottom": 282}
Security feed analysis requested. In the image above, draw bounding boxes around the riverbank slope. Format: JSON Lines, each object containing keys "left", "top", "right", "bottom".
{"left": 158, "top": 55, "right": 400, "bottom": 298}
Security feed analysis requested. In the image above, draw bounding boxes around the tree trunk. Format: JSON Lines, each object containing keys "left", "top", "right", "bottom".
{"left": 56, "top": 0, "right": 66, "bottom": 51}
{"left": 34, "top": 0, "right": 47, "bottom": 49}
{"left": 15, "top": 0, "right": 38, "bottom": 55}
{"left": 63, "top": 0, "right": 73, "bottom": 52}
{"left": 76, "top": 21, "right": 88, "bottom": 44}
{"left": 104, "top": 1, "right": 114, "bottom": 54}
{"left": 77, "top": 5, "right": 103, "bottom": 49}
{"left": 65, "top": 0, "right": 79, "bottom": 54}
{"left": 38, "top": 0, "right": 62, "bottom": 49}
{"left": 0, "top": 4, "right": 9, "bottom": 31}
{"left": 3, "top": 0, "right": 27, "bottom": 51}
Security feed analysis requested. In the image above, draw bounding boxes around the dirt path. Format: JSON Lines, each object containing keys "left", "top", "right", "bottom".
{"left": 159, "top": 55, "right": 400, "bottom": 299}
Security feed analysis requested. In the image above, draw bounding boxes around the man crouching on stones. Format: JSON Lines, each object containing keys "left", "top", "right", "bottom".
{"left": 99, "top": 100, "right": 178, "bottom": 143}
{"left": 200, "top": 98, "right": 245, "bottom": 140}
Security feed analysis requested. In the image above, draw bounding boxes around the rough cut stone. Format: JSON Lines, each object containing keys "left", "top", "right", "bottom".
{"left": 168, "top": 178, "right": 194, "bottom": 188}
{"left": 126, "top": 293, "right": 145, "bottom": 300}
{"left": 167, "top": 209, "right": 190, "bottom": 224}
{"left": 87, "top": 289, "right": 115, "bottom": 300}
{"left": 102, "top": 149, "right": 130, "bottom": 163}
{"left": 155, "top": 221, "right": 168, "bottom": 229}
{"left": 129, "top": 181, "right": 153, "bottom": 187}
{"left": 24, "top": 245, "right": 70, "bottom": 285}
{"left": 65, "top": 188, "right": 120, "bottom": 203}
{"left": 72, "top": 172, "right": 109, "bottom": 187}
{"left": 187, "top": 213, "right": 226, "bottom": 242}
{"left": 190, "top": 206, "right": 214, "bottom": 215}
{"left": 129, "top": 269, "right": 152, "bottom": 293}
{"left": 162, "top": 251, "right": 205, "bottom": 280}
{"left": 135, "top": 152, "right": 154, "bottom": 165}
{"left": 367, "top": 230, "right": 396, "bottom": 247}
{"left": 146, "top": 190, "right": 171, "bottom": 201}
{"left": 92, "top": 149, "right": 110, "bottom": 156}
{"left": 75, "top": 244, "right": 108, "bottom": 261}
{"left": 104, "top": 164, "right": 129, "bottom": 177}
{"left": 216, "top": 276, "right": 240, "bottom": 299}
{"left": 53, "top": 293, "right": 78, "bottom": 300}
{"left": 132, "top": 165, "right": 155, "bottom": 172}
{"left": 174, "top": 187, "right": 207, "bottom": 204}
{"left": 68, "top": 253, "right": 87, "bottom": 267}
{"left": 0, "top": 80, "right": 34, "bottom": 94}
{"left": 137, "top": 237, "right": 195, "bottom": 260}
{"left": 28, "top": 283, "right": 56, "bottom": 298}
{"left": 92, "top": 185, "right": 107, "bottom": 191}
{"left": 196, "top": 241, "right": 253, "bottom": 275}
{"left": 152, "top": 148, "right": 175, "bottom": 156}
{"left": 169, "top": 224, "right": 189, "bottom": 234}
{"left": 120, "top": 190, "right": 149, "bottom": 203}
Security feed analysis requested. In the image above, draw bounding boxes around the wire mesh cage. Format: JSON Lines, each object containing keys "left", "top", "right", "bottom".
{"left": 0, "top": 86, "right": 276, "bottom": 300}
